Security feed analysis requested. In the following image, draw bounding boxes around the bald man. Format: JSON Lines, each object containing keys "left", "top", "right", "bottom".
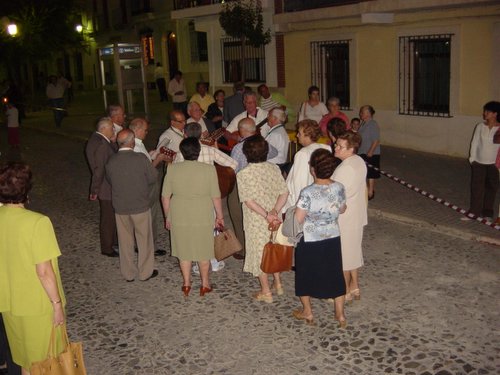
{"left": 105, "top": 129, "right": 159, "bottom": 282}
{"left": 129, "top": 118, "right": 169, "bottom": 257}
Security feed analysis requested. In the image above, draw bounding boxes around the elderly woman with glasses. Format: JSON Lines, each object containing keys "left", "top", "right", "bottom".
{"left": 332, "top": 131, "right": 368, "bottom": 303}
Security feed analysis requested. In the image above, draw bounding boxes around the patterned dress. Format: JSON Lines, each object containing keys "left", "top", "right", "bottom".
{"left": 237, "top": 162, "right": 288, "bottom": 276}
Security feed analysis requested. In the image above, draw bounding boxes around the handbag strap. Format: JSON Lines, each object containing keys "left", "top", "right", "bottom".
{"left": 46, "top": 323, "right": 70, "bottom": 358}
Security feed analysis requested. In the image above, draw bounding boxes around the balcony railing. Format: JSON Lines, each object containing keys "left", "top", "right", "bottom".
{"left": 173, "top": 0, "right": 234, "bottom": 11}
{"left": 284, "top": 0, "right": 361, "bottom": 13}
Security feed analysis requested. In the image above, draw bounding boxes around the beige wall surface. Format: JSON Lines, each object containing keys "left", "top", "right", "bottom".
{"left": 281, "top": 5, "right": 500, "bottom": 157}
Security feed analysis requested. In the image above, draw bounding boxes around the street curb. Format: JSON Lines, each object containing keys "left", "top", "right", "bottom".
{"left": 368, "top": 208, "right": 500, "bottom": 247}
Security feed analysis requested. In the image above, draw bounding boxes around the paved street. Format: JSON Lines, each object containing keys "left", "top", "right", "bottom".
{"left": 1, "top": 122, "right": 498, "bottom": 374}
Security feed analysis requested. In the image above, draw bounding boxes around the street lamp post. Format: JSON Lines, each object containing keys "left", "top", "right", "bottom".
{"left": 7, "top": 23, "right": 18, "bottom": 36}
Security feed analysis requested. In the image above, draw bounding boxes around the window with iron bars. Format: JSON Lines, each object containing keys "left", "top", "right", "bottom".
{"left": 221, "top": 37, "right": 266, "bottom": 83}
{"left": 399, "top": 34, "right": 452, "bottom": 117}
{"left": 311, "top": 40, "right": 350, "bottom": 109}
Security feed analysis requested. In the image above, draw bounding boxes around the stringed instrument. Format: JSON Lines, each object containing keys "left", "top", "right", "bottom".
{"left": 200, "top": 117, "right": 269, "bottom": 152}
{"left": 159, "top": 146, "right": 177, "bottom": 162}
{"left": 160, "top": 145, "right": 235, "bottom": 198}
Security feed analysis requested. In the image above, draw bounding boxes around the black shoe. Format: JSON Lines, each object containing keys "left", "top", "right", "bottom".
{"left": 155, "top": 249, "right": 167, "bottom": 256}
{"left": 142, "top": 270, "right": 158, "bottom": 281}
{"left": 126, "top": 279, "right": 134, "bottom": 283}
{"left": 102, "top": 251, "right": 119, "bottom": 258}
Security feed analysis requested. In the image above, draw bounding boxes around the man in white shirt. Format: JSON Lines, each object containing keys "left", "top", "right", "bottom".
{"left": 155, "top": 110, "right": 186, "bottom": 158}
{"left": 46, "top": 75, "right": 70, "bottom": 127}
{"left": 176, "top": 122, "right": 238, "bottom": 170}
{"left": 225, "top": 91, "right": 269, "bottom": 138}
{"left": 107, "top": 104, "right": 126, "bottom": 138}
{"left": 464, "top": 101, "right": 500, "bottom": 220}
{"left": 129, "top": 118, "right": 169, "bottom": 257}
{"left": 186, "top": 102, "right": 215, "bottom": 137}
{"left": 265, "top": 108, "right": 290, "bottom": 166}
{"left": 168, "top": 70, "right": 187, "bottom": 115}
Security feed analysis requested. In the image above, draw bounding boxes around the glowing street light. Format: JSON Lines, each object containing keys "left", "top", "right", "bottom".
{"left": 75, "top": 24, "right": 83, "bottom": 33}
{"left": 7, "top": 23, "right": 18, "bottom": 36}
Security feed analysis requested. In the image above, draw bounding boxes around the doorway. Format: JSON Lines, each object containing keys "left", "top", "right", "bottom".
{"left": 167, "top": 32, "right": 179, "bottom": 77}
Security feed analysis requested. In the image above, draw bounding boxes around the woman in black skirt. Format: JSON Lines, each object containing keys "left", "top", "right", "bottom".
{"left": 293, "top": 148, "right": 347, "bottom": 327}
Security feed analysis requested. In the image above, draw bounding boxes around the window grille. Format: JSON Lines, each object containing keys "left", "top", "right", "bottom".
{"left": 221, "top": 37, "right": 266, "bottom": 83}
{"left": 399, "top": 34, "right": 452, "bottom": 117}
{"left": 311, "top": 40, "right": 351, "bottom": 109}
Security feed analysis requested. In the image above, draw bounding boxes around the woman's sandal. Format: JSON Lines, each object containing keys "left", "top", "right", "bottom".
{"left": 344, "top": 292, "right": 353, "bottom": 305}
{"left": 253, "top": 291, "right": 273, "bottom": 303}
{"left": 350, "top": 288, "right": 361, "bottom": 301}
{"left": 272, "top": 283, "right": 284, "bottom": 296}
{"left": 336, "top": 317, "right": 347, "bottom": 329}
{"left": 292, "top": 309, "right": 316, "bottom": 326}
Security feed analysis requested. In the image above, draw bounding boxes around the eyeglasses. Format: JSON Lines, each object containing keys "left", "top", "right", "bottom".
{"left": 334, "top": 143, "right": 349, "bottom": 150}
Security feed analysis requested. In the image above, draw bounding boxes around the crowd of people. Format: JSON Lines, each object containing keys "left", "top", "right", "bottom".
{"left": 0, "top": 79, "right": 389, "bottom": 374}
{"left": 3, "top": 73, "right": 499, "bottom": 372}
{"left": 80, "top": 82, "right": 378, "bottom": 326}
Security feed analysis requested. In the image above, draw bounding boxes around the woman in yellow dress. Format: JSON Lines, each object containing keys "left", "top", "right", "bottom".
{"left": 0, "top": 162, "right": 66, "bottom": 374}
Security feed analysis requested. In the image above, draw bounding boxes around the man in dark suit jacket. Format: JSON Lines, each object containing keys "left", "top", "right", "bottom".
{"left": 105, "top": 129, "right": 159, "bottom": 282}
{"left": 85, "top": 117, "right": 118, "bottom": 257}
{"left": 223, "top": 81, "right": 245, "bottom": 125}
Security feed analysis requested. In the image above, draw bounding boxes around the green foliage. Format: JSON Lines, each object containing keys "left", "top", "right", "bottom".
{"left": 219, "top": 0, "right": 271, "bottom": 47}
{"left": 0, "top": 0, "right": 84, "bottom": 60}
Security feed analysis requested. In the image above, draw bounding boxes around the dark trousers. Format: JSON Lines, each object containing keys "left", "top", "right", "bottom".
{"left": 470, "top": 162, "right": 499, "bottom": 217}
{"left": 156, "top": 78, "right": 168, "bottom": 102}
{"left": 0, "top": 315, "right": 21, "bottom": 375}
{"left": 227, "top": 184, "right": 245, "bottom": 255}
{"left": 99, "top": 199, "right": 118, "bottom": 254}
{"left": 48, "top": 98, "right": 65, "bottom": 127}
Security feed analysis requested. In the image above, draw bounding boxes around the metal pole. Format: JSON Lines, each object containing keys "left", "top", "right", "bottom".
{"left": 140, "top": 43, "right": 149, "bottom": 120}
{"left": 113, "top": 43, "right": 125, "bottom": 108}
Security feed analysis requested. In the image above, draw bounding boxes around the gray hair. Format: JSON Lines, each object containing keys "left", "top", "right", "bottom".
{"left": 238, "top": 117, "right": 256, "bottom": 133}
{"left": 187, "top": 102, "right": 201, "bottom": 113}
{"left": 106, "top": 104, "right": 124, "bottom": 117}
{"left": 129, "top": 118, "right": 147, "bottom": 132}
{"left": 96, "top": 117, "right": 113, "bottom": 132}
{"left": 184, "top": 122, "right": 202, "bottom": 139}
{"left": 243, "top": 91, "right": 257, "bottom": 101}
{"left": 269, "top": 108, "right": 286, "bottom": 123}
{"left": 327, "top": 97, "right": 341, "bottom": 107}
{"left": 117, "top": 129, "right": 135, "bottom": 147}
